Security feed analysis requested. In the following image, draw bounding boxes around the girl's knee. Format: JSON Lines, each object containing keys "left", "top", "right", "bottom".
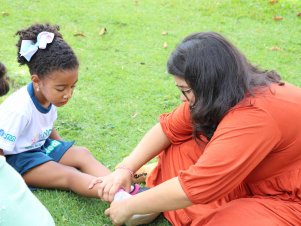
{"left": 71, "top": 146, "right": 94, "bottom": 161}
{"left": 80, "top": 147, "right": 97, "bottom": 163}
{"left": 73, "top": 147, "right": 96, "bottom": 167}
{"left": 61, "top": 146, "right": 97, "bottom": 169}
{"left": 77, "top": 146, "right": 92, "bottom": 156}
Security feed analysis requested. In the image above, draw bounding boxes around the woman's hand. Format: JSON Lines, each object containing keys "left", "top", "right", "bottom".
{"left": 105, "top": 199, "right": 132, "bottom": 226}
{"left": 88, "top": 169, "right": 132, "bottom": 202}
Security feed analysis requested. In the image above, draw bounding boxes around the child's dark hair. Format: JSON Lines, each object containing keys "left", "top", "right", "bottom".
{"left": 16, "top": 23, "right": 79, "bottom": 79}
{"left": 0, "top": 62, "right": 10, "bottom": 96}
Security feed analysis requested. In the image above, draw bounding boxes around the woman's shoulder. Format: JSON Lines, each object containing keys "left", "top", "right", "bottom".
{"left": 235, "top": 83, "right": 301, "bottom": 107}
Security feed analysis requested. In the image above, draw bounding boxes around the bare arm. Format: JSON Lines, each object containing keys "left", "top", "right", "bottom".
{"left": 0, "top": 149, "right": 3, "bottom": 156}
{"left": 119, "top": 122, "right": 170, "bottom": 172}
{"left": 49, "top": 128, "right": 62, "bottom": 140}
{"left": 94, "top": 122, "right": 171, "bottom": 202}
{"left": 105, "top": 177, "right": 192, "bottom": 225}
{"left": 128, "top": 177, "right": 191, "bottom": 213}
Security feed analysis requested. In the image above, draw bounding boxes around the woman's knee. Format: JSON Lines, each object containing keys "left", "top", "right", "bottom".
{"left": 195, "top": 198, "right": 281, "bottom": 226}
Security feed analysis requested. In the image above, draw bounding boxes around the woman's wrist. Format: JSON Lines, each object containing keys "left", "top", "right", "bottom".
{"left": 115, "top": 164, "right": 134, "bottom": 177}
{"left": 118, "top": 155, "right": 144, "bottom": 172}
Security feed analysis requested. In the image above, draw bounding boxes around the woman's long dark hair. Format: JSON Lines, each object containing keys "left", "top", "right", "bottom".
{"left": 167, "top": 32, "right": 283, "bottom": 141}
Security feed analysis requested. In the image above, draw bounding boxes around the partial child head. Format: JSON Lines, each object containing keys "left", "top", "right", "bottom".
{"left": 0, "top": 62, "right": 10, "bottom": 96}
{"left": 167, "top": 31, "right": 281, "bottom": 140}
{"left": 16, "top": 24, "right": 79, "bottom": 107}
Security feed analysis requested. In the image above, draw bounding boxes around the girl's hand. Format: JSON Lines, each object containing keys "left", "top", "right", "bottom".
{"left": 88, "top": 169, "right": 132, "bottom": 202}
{"left": 105, "top": 199, "right": 132, "bottom": 226}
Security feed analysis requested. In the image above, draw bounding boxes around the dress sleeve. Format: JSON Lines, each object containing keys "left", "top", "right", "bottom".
{"left": 0, "top": 111, "right": 29, "bottom": 153}
{"left": 178, "top": 105, "right": 282, "bottom": 204}
{"left": 159, "top": 102, "right": 193, "bottom": 144}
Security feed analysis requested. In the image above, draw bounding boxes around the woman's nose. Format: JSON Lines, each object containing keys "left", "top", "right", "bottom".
{"left": 180, "top": 93, "right": 187, "bottom": 102}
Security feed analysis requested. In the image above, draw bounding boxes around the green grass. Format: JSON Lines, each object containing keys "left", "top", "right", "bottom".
{"left": 1, "top": 0, "right": 300, "bottom": 225}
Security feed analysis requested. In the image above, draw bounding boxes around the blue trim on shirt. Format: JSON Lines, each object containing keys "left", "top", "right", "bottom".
{"left": 27, "top": 83, "right": 52, "bottom": 114}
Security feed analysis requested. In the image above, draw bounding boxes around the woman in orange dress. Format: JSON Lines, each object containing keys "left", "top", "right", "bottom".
{"left": 93, "top": 32, "right": 301, "bottom": 226}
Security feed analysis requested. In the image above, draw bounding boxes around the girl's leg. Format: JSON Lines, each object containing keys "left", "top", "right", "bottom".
{"left": 23, "top": 161, "right": 102, "bottom": 198}
{"left": 59, "top": 146, "right": 110, "bottom": 177}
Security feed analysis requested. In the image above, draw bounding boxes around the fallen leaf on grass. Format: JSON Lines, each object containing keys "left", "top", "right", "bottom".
{"left": 273, "top": 16, "right": 283, "bottom": 21}
{"left": 99, "top": 27, "right": 107, "bottom": 36}
{"left": 73, "top": 32, "right": 86, "bottom": 37}
{"left": 297, "top": 12, "right": 301, "bottom": 17}
{"left": 269, "top": 0, "right": 278, "bottom": 4}
{"left": 269, "top": 46, "right": 282, "bottom": 51}
{"left": 131, "top": 113, "right": 138, "bottom": 118}
{"left": 163, "top": 42, "right": 168, "bottom": 49}
{"left": 2, "top": 12, "right": 9, "bottom": 16}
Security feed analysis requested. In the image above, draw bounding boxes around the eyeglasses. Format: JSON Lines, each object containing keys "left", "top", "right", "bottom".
{"left": 176, "top": 86, "right": 192, "bottom": 101}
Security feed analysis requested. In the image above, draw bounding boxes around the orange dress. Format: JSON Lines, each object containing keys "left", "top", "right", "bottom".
{"left": 146, "top": 83, "right": 301, "bottom": 226}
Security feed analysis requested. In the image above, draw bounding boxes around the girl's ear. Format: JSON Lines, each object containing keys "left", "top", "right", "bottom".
{"left": 31, "top": 74, "right": 40, "bottom": 83}
{"left": 31, "top": 74, "right": 41, "bottom": 91}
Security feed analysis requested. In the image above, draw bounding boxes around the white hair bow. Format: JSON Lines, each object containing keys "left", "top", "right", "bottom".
{"left": 19, "top": 31, "right": 55, "bottom": 61}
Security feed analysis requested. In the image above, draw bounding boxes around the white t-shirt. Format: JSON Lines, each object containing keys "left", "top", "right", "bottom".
{"left": 0, "top": 83, "right": 57, "bottom": 155}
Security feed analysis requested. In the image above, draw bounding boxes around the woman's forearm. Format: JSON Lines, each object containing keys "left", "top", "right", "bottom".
{"left": 126, "top": 177, "right": 192, "bottom": 214}
{"left": 120, "top": 123, "right": 170, "bottom": 172}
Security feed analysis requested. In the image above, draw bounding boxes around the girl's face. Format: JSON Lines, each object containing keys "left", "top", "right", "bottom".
{"left": 173, "top": 76, "right": 195, "bottom": 104}
{"left": 32, "top": 68, "right": 78, "bottom": 108}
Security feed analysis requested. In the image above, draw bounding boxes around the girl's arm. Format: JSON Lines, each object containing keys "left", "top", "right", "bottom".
{"left": 0, "top": 149, "right": 3, "bottom": 156}
{"left": 49, "top": 128, "right": 62, "bottom": 140}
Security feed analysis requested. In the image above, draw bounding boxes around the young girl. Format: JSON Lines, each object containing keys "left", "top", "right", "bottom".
{"left": 0, "top": 23, "right": 110, "bottom": 197}
{"left": 0, "top": 61, "right": 54, "bottom": 226}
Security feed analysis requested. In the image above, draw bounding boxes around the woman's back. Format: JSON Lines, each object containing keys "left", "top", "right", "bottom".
{"left": 237, "top": 82, "right": 301, "bottom": 201}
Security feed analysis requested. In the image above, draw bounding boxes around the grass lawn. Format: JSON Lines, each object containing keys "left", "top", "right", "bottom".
{"left": 0, "top": 0, "right": 300, "bottom": 225}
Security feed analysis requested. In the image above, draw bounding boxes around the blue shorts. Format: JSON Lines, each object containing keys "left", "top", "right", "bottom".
{"left": 6, "top": 138, "right": 74, "bottom": 175}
